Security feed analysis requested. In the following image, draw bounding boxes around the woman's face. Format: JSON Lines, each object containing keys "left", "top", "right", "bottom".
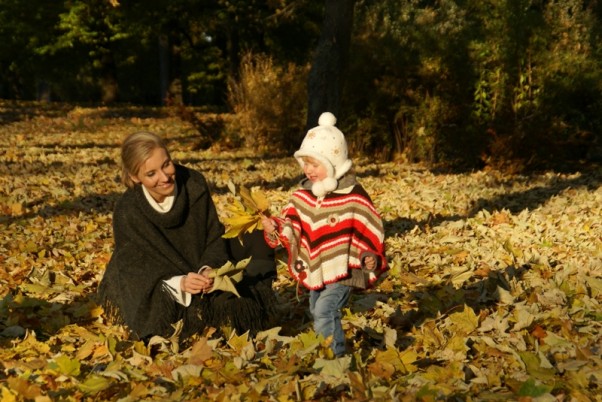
{"left": 302, "top": 156, "right": 328, "bottom": 182}
{"left": 130, "top": 147, "right": 176, "bottom": 202}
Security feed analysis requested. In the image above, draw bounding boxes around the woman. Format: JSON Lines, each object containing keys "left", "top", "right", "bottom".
{"left": 97, "top": 131, "right": 277, "bottom": 341}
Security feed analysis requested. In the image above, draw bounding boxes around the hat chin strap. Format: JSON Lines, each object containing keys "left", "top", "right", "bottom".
{"left": 311, "top": 177, "right": 338, "bottom": 197}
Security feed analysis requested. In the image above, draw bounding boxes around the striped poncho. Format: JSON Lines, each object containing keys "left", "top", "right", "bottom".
{"left": 268, "top": 174, "right": 387, "bottom": 290}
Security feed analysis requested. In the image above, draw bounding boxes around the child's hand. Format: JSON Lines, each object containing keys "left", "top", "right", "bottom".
{"left": 363, "top": 255, "right": 377, "bottom": 270}
{"left": 261, "top": 216, "right": 276, "bottom": 234}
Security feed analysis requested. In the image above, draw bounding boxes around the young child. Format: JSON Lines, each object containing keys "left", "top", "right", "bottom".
{"left": 262, "top": 112, "right": 387, "bottom": 357}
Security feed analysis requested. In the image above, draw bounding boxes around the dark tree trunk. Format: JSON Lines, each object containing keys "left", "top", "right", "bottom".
{"left": 159, "top": 22, "right": 184, "bottom": 105}
{"left": 98, "top": 48, "right": 119, "bottom": 104}
{"left": 159, "top": 34, "right": 169, "bottom": 104}
{"left": 168, "top": 30, "right": 183, "bottom": 105}
{"left": 36, "top": 81, "right": 51, "bottom": 102}
{"left": 306, "top": 0, "right": 355, "bottom": 136}
{"left": 227, "top": 25, "right": 241, "bottom": 81}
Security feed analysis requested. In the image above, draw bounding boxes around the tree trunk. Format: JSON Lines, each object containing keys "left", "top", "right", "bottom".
{"left": 159, "top": 34, "right": 169, "bottom": 104}
{"left": 168, "top": 29, "right": 183, "bottom": 105}
{"left": 159, "top": 22, "right": 184, "bottom": 106}
{"left": 227, "top": 25, "right": 241, "bottom": 81}
{"left": 98, "top": 48, "right": 119, "bottom": 104}
{"left": 306, "top": 0, "right": 355, "bottom": 136}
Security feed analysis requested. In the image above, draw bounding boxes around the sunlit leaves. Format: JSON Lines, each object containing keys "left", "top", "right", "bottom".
{"left": 447, "top": 306, "right": 479, "bottom": 335}
{"left": 77, "top": 375, "right": 113, "bottom": 394}
{"left": 0, "top": 103, "right": 601, "bottom": 400}
{"left": 222, "top": 182, "right": 271, "bottom": 239}
{"left": 48, "top": 354, "right": 81, "bottom": 376}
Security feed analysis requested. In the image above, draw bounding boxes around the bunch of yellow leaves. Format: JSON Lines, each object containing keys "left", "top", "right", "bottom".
{"left": 207, "top": 257, "right": 251, "bottom": 297}
{"left": 222, "top": 182, "right": 270, "bottom": 239}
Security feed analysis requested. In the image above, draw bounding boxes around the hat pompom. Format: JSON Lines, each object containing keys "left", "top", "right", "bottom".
{"left": 318, "top": 112, "right": 337, "bottom": 127}
{"left": 311, "top": 177, "right": 338, "bottom": 197}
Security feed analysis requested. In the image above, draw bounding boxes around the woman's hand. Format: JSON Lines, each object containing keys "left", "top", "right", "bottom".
{"left": 180, "top": 270, "right": 214, "bottom": 294}
{"left": 261, "top": 216, "right": 276, "bottom": 234}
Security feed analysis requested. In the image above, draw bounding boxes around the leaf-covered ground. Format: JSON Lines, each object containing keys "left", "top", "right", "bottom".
{"left": 1, "top": 101, "right": 601, "bottom": 401}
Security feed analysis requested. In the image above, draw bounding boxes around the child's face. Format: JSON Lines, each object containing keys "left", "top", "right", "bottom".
{"left": 302, "top": 156, "right": 328, "bottom": 182}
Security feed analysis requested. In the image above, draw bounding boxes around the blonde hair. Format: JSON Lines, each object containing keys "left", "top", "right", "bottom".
{"left": 301, "top": 155, "right": 323, "bottom": 166}
{"left": 120, "top": 132, "right": 170, "bottom": 188}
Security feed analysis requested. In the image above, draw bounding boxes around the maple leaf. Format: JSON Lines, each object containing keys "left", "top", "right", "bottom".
{"left": 185, "top": 337, "right": 214, "bottom": 365}
{"left": 447, "top": 305, "right": 479, "bottom": 335}
{"left": 1, "top": 387, "right": 18, "bottom": 402}
{"left": 313, "top": 355, "right": 352, "bottom": 385}
{"left": 238, "top": 184, "right": 270, "bottom": 213}
{"left": 227, "top": 331, "right": 256, "bottom": 361}
{"left": 206, "top": 257, "right": 251, "bottom": 297}
{"left": 49, "top": 354, "right": 81, "bottom": 376}
{"left": 77, "top": 375, "right": 113, "bottom": 394}
{"left": 6, "top": 378, "right": 43, "bottom": 401}
{"left": 221, "top": 182, "right": 270, "bottom": 239}
{"left": 222, "top": 200, "right": 259, "bottom": 238}
{"left": 368, "top": 359, "right": 396, "bottom": 378}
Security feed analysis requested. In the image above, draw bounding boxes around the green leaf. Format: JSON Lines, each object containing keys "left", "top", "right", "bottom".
{"left": 518, "top": 351, "right": 556, "bottom": 381}
{"left": 77, "top": 375, "right": 112, "bottom": 394}
{"left": 50, "top": 355, "right": 81, "bottom": 376}
{"left": 517, "top": 378, "right": 552, "bottom": 397}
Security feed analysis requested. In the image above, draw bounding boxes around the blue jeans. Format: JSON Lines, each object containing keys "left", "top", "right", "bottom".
{"left": 309, "top": 282, "right": 351, "bottom": 357}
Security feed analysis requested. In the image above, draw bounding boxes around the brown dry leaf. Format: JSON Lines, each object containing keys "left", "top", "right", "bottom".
{"left": 368, "top": 359, "right": 396, "bottom": 378}
{"left": 531, "top": 325, "right": 547, "bottom": 342}
{"left": 473, "top": 262, "right": 492, "bottom": 277}
{"left": 6, "top": 377, "right": 43, "bottom": 400}
{"left": 452, "top": 249, "right": 470, "bottom": 264}
{"left": 373, "top": 348, "right": 418, "bottom": 375}
{"left": 491, "top": 210, "right": 512, "bottom": 226}
{"left": 128, "top": 383, "right": 151, "bottom": 400}
{"left": 186, "top": 337, "right": 214, "bottom": 365}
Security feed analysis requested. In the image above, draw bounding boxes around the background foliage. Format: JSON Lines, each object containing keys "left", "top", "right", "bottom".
{"left": 0, "top": 0, "right": 601, "bottom": 168}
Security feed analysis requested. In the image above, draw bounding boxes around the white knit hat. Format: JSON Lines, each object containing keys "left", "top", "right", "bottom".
{"left": 294, "top": 112, "right": 352, "bottom": 196}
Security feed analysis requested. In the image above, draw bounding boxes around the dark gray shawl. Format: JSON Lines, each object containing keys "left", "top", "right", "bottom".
{"left": 97, "top": 165, "right": 276, "bottom": 340}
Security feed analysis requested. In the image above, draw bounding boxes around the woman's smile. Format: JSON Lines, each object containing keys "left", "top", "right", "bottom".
{"left": 131, "top": 147, "right": 176, "bottom": 202}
